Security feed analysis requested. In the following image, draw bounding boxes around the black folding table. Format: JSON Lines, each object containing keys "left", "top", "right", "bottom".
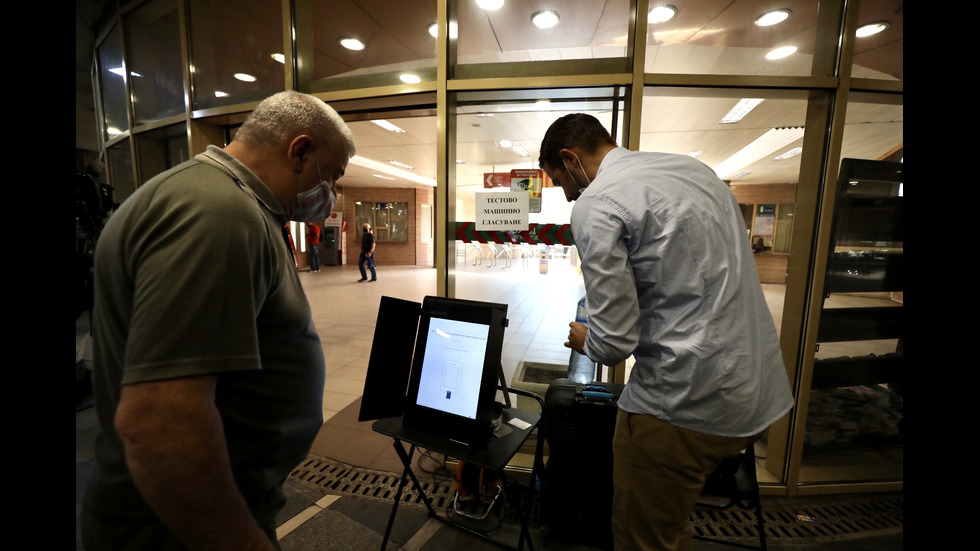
{"left": 372, "top": 394, "right": 543, "bottom": 551}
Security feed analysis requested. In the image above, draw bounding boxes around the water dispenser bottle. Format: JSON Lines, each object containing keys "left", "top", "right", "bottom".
{"left": 567, "top": 296, "right": 596, "bottom": 383}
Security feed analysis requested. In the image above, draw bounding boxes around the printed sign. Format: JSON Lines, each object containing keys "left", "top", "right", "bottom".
{"left": 475, "top": 191, "right": 529, "bottom": 231}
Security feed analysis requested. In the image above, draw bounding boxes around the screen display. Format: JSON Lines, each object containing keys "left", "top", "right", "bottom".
{"left": 414, "top": 317, "right": 490, "bottom": 420}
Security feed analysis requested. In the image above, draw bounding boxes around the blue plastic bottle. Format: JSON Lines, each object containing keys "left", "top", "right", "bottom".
{"left": 567, "top": 296, "right": 596, "bottom": 383}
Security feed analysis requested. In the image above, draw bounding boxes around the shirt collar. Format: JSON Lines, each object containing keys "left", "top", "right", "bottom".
{"left": 196, "top": 145, "right": 287, "bottom": 221}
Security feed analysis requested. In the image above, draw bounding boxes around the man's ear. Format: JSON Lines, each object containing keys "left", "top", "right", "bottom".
{"left": 558, "top": 148, "right": 578, "bottom": 167}
{"left": 287, "top": 135, "right": 315, "bottom": 173}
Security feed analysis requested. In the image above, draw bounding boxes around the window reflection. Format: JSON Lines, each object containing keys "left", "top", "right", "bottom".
{"left": 126, "top": 0, "right": 183, "bottom": 124}
{"left": 136, "top": 123, "right": 189, "bottom": 186}
{"left": 97, "top": 24, "right": 129, "bottom": 139}
{"left": 188, "top": 0, "right": 285, "bottom": 109}
{"left": 851, "top": 0, "right": 903, "bottom": 81}
{"left": 456, "top": 0, "right": 630, "bottom": 65}
{"left": 645, "top": 1, "right": 820, "bottom": 76}
{"left": 307, "top": 0, "right": 437, "bottom": 85}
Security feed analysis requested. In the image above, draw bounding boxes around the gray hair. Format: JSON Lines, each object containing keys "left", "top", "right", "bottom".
{"left": 235, "top": 91, "right": 356, "bottom": 157}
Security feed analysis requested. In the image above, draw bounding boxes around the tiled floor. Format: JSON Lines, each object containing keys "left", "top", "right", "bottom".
{"left": 76, "top": 256, "right": 902, "bottom": 550}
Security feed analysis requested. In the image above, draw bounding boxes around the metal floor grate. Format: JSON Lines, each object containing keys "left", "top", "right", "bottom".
{"left": 289, "top": 456, "right": 902, "bottom": 544}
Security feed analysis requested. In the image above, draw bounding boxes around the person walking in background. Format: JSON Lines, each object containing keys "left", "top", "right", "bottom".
{"left": 306, "top": 222, "right": 321, "bottom": 272}
{"left": 357, "top": 222, "right": 377, "bottom": 282}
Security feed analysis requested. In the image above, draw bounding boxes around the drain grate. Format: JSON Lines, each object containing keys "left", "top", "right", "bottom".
{"left": 289, "top": 456, "right": 902, "bottom": 544}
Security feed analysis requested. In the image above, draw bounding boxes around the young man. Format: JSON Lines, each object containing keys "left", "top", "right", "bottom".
{"left": 539, "top": 113, "right": 793, "bottom": 551}
{"left": 82, "top": 91, "right": 356, "bottom": 550}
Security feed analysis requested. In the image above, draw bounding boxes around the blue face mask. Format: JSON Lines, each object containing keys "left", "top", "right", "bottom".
{"left": 291, "top": 149, "right": 338, "bottom": 222}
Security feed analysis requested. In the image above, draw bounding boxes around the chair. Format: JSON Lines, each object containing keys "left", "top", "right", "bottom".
{"left": 692, "top": 443, "right": 767, "bottom": 551}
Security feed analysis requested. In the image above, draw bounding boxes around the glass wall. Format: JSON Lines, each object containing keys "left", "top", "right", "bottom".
{"left": 452, "top": 88, "right": 626, "bottom": 387}
{"left": 126, "top": 0, "right": 183, "bottom": 124}
{"left": 187, "top": 0, "right": 285, "bottom": 109}
{"left": 303, "top": 0, "right": 438, "bottom": 89}
{"left": 96, "top": 23, "right": 129, "bottom": 140}
{"left": 455, "top": 0, "right": 631, "bottom": 68}
{"left": 645, "top": 1, "right": 823, "bottom": 76}
{"left": 89, "top": 0, "right": 902, "bottom": 494}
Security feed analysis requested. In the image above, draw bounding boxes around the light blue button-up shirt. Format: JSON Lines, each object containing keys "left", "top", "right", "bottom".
{"left": 573, "top": 147, "right": 794, "bottom": 437}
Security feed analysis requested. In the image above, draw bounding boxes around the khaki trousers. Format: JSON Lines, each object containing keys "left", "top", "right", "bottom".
{"left": 611, "top": 410, "right": 760, "bottom": 551}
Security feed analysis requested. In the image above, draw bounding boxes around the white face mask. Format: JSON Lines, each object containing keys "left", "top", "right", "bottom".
{"left": 291, "top": 149, "right": 338, "bottom": 222}
{"left": 563, "top": 154, "right": 591, "bottom": 199}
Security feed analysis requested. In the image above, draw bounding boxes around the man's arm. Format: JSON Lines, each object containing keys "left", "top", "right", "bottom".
{"left": 115, "top": 376, "right": 277, "bottom": 551}
{"left": 572, "top": 199, "right": 640, "bottom": 366}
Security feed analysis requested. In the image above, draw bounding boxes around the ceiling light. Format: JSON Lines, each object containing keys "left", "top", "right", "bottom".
{"left": 456, "top": 159, "right": 466, "bottom": 164}
{"left": 532, "top": 10, "right": 559, "bottom": 29}
{"left": 214, "top": 91, "right": 228, "bottom": 97}
{"left": 687, "top": 150, "right": 704, "bottom": 159}
{"left": 349, "top": 156, "right": 436, "bottom": 187}
{"left": 512, "top": 145, "right": 530, "bottom": 157}
{"left": 755, "top": 9, "right": 791, "bottom": 26}
{"left": 535, "top": 99, "right": 552, "bottom": 109}
{"left": 385, "top": 160, "right": 414, "bottom": 170}
{"left": 476, "top": 0, "right": 504, "bottom": 10}
{"left": 373, "top": 174, "right": 398, "bottom": 181}
{"left": 371, "top": 119, "right": 407, "bottom": 133}
{"left": 339, "top": 37, "right": 365, "bottom": 50}
{"left": 712, "top": 127, "right": 805, "bottom": 180}
{"left": 774, "top": 147, "right": 803, "bottom": 160}
{"left": 271, "top": 53, "right": 285, "bottom": 64}
{"left": 720, "top": 98, "right": 764, "bottom": 124}
{"left": 428, "top": 21, "right": 458, "bottom": 39}
{"left": 856, "top": 21, "right": 889, "bottom": 37}
{"left": 498, "top": 140, "right": 512, "bottom": 148}
{"left": 400, "top": 73, "right": 422, "bottom": 84}
{"left": 765, "top": 46, "right": 797, "bottom": 60}
{"left": 234, "top": 72, "right": 256, "bottom": 82}
{"left": 648, "top": 5, "right": 677, "bottom": 24}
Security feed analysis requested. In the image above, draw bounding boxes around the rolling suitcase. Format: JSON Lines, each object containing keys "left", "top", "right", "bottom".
{"left": 541, "top": 378, "right": 624, "bottom": 548}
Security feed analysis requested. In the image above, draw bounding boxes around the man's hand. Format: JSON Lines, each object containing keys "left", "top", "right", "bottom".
{"left": 115, "top": 376, "right": 277, "bottom": 551}
{"left": 564, "top": 321, "right": 588, "bottom": 355}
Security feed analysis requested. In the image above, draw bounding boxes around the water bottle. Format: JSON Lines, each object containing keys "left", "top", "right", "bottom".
{"left": 567, "top": 296, "right": 596, "bottom": 383}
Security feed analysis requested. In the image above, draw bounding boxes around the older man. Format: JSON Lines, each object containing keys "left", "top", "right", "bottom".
{"left": 539, "top": 113, "right": 793, "bottom": 551}
{"left": 81, "top": 91, "right": 355, "bottom": 550}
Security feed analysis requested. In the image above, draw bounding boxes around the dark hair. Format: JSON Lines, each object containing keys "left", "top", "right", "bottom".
{"left": 538, "top": 113, "right": 616, "bottom": 170}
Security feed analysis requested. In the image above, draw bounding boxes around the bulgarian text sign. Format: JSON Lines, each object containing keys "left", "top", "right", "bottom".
{"left": 475, "top": 191, "right": 529, "bottom": 231}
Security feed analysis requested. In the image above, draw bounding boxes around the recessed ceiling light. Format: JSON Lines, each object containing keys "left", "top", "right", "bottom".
{"left": 648, "top": 5, "right": 676, "bottom": 24}
{"left": 512, "top": 145, "right": 530, "bottom": 157}
{"left": 400, "top": 73, "right": 421, "bottom": 84}
{"left": 856, "top": 21, "right": 889, "bottom": 37}
{"left": 371, "top": 119, "right": 407, "bottom": 133}
{"left": 373, "top": 174, "right": 398, "bottom": 181}
{"left": 385, "top": 160, "right": 414, "bottom": 170}
{"left": 339, "top": 37, "right": 365, "bottom": 51}
{"left": 234, "top": 72, "right": 256, "bottom": 82}
{"left": 214, "top": 91, "right": 228, "bottom": 97}
{"left": 427, "top": 21, "right": 458, "bottom": 39}
{"left": 476, "top": 0, "right": 504, "bottom": 10}
{"left": 270, "top": 53, "right": 285, "bottom": 64}
{"left": 720, "top": 98, "right": 764, "bottom": 124}
{"left": 774, "top": 147, "right": 803, "bottom": 160}
{"left": 755, "top": 9, "right": 791, "bottom": 27}
{"left": 498, "top": 140, "right": 512, "bottom": 148}
{"left": 532, "top": 10, "right": 559, "bottom": 29}
{"left": 765, "top": 46, "right": 797, "bottom": 60}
